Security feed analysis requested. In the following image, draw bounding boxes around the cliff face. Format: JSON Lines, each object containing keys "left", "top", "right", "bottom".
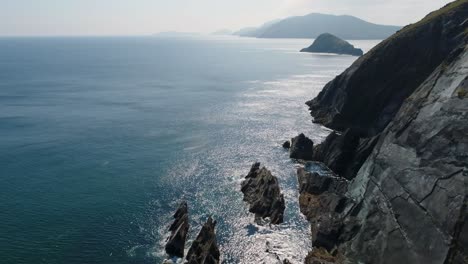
{"left": 340, "top": 44, "right": 467, "bottom": 264}
{"left": 303, "top": 1, "right": 468, "bottom": 263}
{"left": 307, "top": 1, "right": 468, "bottom": 136}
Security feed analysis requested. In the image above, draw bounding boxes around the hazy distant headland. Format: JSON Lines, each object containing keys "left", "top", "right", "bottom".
{"left": 233, "top": 13, "right": 401, "bottom": 39}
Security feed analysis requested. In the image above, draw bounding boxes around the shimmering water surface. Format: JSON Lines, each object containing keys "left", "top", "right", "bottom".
{"left": 0, "top": 36, "right": 379, "bottom": 264}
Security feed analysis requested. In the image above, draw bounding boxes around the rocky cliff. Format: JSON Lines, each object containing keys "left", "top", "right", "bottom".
{"left": 302, "top": 1, "right": 468, "bottom": 263}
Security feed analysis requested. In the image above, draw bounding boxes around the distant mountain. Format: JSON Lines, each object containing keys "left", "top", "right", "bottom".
{"left": 212, "top": 29, "right": 233, "bottom": 35}
{"left": 234, "top": 13, "right": 401, "bottom": 40}
{"left": 233, "top": 19, "right": 282, "bottom": 37}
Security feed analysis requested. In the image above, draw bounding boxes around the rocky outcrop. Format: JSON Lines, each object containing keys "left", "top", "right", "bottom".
{"left": 300, "top": 1, "right": 468, "bottom": 263}
{"left": 186, "top": 217, "right": 220, "bottom": 264}
{"left": 290, "top": 133, "right": 314, "bottom": 160}
{"left": 283, "top": 140, "right": 291, "bottom": 149}
{"left": 165, "top": 201, "right": 190, "bottom": 258}
{"left": 301, "top": 33, "right": 363, "bottom": 56}
{"left": 306, "top": 1, "right": 468, "bottom": 136}
{"left": 297, "top": 167, "right": 352, "bottom": 251}
{"left": 241, "top": 162, "right": 285, "bottom": 224}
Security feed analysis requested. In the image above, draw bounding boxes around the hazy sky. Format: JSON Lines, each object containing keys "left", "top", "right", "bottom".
{"left": 0, "top": 0, "right": 454, "bottom": 36}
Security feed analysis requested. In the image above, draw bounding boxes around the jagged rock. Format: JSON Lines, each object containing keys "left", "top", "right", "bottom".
{"left": 282, "top": 140, "right": 291, "bottom": 149}
{"left": 300, "top": 33, "right": 363, "bottom": 56}
{"left": 186, "top": 217, "right": 220, "bottom": 264}
{"left": 165, "top": 201, "right": 189, "bottom": 258}
{"left": 290, "top": 133, "right": 314, "bottom": 160}
{"left": 300, "top": 2, "right": 468, "bottom": 263}
{"left": 306, "top": 1, "right": 468, "bottom": 135}
{"left": 297, "top": 168, "right": 351, "bottom": 251}
{"left": 241, "top": 162, "right": 286, "bottom": 224}
{"left": 312, "top": 130, "right": 379, "bottom": 180}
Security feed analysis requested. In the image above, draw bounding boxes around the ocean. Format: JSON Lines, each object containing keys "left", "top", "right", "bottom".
{"left": 0, "top": 36, "right": 379, "bottom": 264}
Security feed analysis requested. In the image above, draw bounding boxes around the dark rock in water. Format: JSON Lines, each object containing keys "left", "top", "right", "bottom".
{"left": 165, "top": 201, "right": 189, "bottom": 258}
{"left": 306, "top": 2, "right": 468, "bottom": 136}
{"left": 186, "top": 217, "right": 220, "bottom": 264}
{"left": 301, "top": 33, "right": 363, "bottom": 56}
{"left": 283, "top": 259, "right": 293, "bottom": 264}
{"left": 241, "top": 162, "right": 285, "bottom": 224}
{"left": 312, "top": 129, "right": 379, "bottom": 180}
{"left": 290, "top": 133, "right": 314, "bottom": 160}
{"left": 282, "top": 140, "right": 291, "bottom": 149}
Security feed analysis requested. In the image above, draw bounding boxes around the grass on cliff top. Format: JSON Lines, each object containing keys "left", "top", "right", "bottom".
{"left": 394, "top": 0, "right": 467, "bottom": 36}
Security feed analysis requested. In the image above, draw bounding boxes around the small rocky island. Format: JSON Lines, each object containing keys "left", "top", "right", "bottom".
{"left": 300, "top": 33, "right": 363, "bottom": 56}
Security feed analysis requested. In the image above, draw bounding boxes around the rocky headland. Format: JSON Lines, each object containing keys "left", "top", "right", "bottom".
{"left": 300, "top": 33, "right": 364, "bottom": 56}
{"left": 297, "top": 1, "right": 468, "bottom": 263}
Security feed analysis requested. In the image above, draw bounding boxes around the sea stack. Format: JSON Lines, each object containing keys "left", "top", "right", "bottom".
{"left": 165, "top": 201, "right": 189, "bottom": 258}
{"left": 289, "top": 133, "right": 314, "bottom": 160}
{"left": 241, "top": 162, "right": 285, "bottom": 224}
{"left": 300, "top": 33, "right": 363, "bottom": 56}
{"left": 186, "top": 217, "right": 220, "bottom": 264}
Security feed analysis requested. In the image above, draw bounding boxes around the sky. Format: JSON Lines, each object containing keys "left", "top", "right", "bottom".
{"left": 0, "top": 0, "right": 455, "bottom": 36}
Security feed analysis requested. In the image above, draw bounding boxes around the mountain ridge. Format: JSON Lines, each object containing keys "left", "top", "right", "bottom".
{"left": 234, "top": 13, "right": 401, "bottom": 40}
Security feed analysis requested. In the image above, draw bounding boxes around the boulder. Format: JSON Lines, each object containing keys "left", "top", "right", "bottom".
{"left": 186, "top": 217, "right": 220, "bottom": 264}
{"left": 241, "top": 162, "right": 285, "bottom": 224}
{"left": 282, "top": 140, "right": 291, "bottom": 149}
{"left": 165, "top": 201, "right": 190, "bottom": 258}
{"left": 290, "top": 133, "right": 314, "bottom": 160}
{"left": 300, "top": 33, "right": 363, "bottom": 56}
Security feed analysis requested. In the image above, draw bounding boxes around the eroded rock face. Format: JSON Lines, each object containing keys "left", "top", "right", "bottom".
{"left": 186, "top": 217, "right": 220, "bottom": 264}
{"left": 312, "top": 130, "right": 379, "bottom": 180}
{"left": 241, "top": 162, "right": 285, "bottom": 224}
{"left": 300, "top": 33, "right": 364, "bottom": 56}
{"left": 290, "top": 133, "right": 314, "bottom": 160}
{"left": 306, "top": 1, "right": 468, "bottom": 135}
{"left": 297, "top": 167, "right": 352, "bottom": 251}
{"left": 165, "top": 201, "right": 189, "bottom": 258}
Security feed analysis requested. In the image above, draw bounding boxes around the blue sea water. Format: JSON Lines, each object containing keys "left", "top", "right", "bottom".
{"left": 0, "top": 36, "right": 379, "bottom": 264}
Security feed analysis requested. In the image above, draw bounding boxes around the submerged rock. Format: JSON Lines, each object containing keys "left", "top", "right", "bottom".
{"left": 241, "top": 162, "right": 285, "bottom": 224}
{"left": 165, "top": 201, "right": 189, "bottom": 258}
{"left": 290, "top": 133, "right": 314, "bottom": 160}
{"left": 300, "top": 33, "right": 363, "bottom": 56}
{"left": 186, "top": 217, "right": 220, "bottom": 264}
